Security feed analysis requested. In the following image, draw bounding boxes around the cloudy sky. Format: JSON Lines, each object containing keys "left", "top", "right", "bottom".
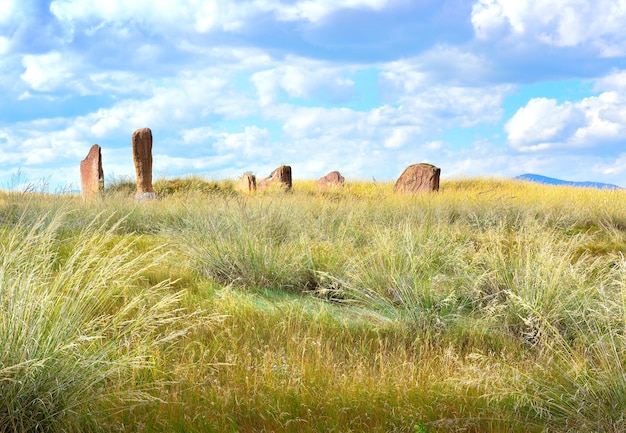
{"left": 2, "top": 0, "right": 626, "bottom": 191}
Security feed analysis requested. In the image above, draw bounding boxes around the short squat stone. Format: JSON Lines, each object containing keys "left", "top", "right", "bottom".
{"left": 315, "top": 171, "right": 345, "bottom": 190}
{"left": 258, "top": 165, "right": 292, "bottom": 191}
{"left": 236, "top": 173, "right": 257, "bottom": 193}
{"left": 393, "top": 163, "right": 440, "bottom": 193}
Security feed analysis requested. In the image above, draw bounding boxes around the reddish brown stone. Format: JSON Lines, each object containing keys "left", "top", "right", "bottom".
{"left": 80, "top": 144, "right": 104, "bottom": 199}
{"left": 258, "top": 165, "right": 292, "bottom": 191}
{"left": 236, "top": 173, "right": 257, "bottom": 193}
{"left": 132, "top": 128, "right": 155, "bottom": 199}
{"left": 393, "top": 163, "right": 440, "bottom": 194}
{"left": 315, "top": 171, "right": 345, "bottom": 190}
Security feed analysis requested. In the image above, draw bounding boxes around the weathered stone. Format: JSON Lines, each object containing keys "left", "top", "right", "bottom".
{"left": 393, "top": 163, "right": 440, "bottom": 193}
{"left": 315, "top": 170, "right": 345, "bottom": 190}
{"left": 80, "top": 144, "right": 104, "bottom": 199}
{"left": 132, "top": 127, "right": 155, "bottom": 200}
{"left": 258, "top": 165, "right": 292, "bottom": 191}
{"left": 236, "top": 173, "right": 257, "bottom": 193}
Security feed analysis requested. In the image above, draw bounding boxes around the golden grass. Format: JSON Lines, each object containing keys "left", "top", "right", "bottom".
{"left": 1, "top": 177, "right": 625, "bottom": 432}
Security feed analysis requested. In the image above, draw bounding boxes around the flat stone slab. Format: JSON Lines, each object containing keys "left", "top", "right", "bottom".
{"left": 80, "top": 144, "right": 104, "bottom": 199}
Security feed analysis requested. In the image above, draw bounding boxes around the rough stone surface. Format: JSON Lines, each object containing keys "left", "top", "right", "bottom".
{"left": 258, "top": 165, "right": 292, "bottom": 191}
{"left": 393, "top": 163, "right": 440, "bottom": 193}
{"left": 80, "top": 144, "right": 104, "bottom": 199}
{"left": 132, "top": 127, "right": 155, "bottom": 199}
{"left": 236, "top": 173, "right": 257, "bottom": 193}
{"left": 315, "top": 171, "right": 345, "bottom": 190}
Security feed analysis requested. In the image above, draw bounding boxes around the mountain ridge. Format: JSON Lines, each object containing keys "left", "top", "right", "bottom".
{"left": 515, "top": 173, "right": 622, "bottom": 190}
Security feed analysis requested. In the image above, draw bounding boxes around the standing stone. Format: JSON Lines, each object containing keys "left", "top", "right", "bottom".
{"left": 393, "top": 163, "right": 440, "bottom": 193}
{"left": 80, "top": 144, "right": 104, "bottom": 199}
{"left": 236, "top": 173, "right": 257, "bottom": 193}
{"left": 315, "top": 170, "right": 345, "bottom": 190}
{"left": 132, "top": 127, "right": 156, "bottom": 200}
{"left": 258, "top": 165, "right": 292, "bottom": 191}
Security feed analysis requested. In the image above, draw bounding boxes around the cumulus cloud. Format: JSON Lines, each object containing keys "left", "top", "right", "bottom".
{"left": 0, "top": 36, "right": 9, "bottom": 54}
{"left": 182, "top": 125, "right": 272, "bottom": 159}
{"left": 258, "top": 71, "right": 508, "bottom": 151}
{"left": 594, "top": 70, "right": 626, "bottom": 91}
{"left": 0, "top": 122, "right": 86, "bottom": 168}
{"left": 280, "top": 106, "right": 359, "bottom": 139}
{"left": 252, "top": 62, "right": 356, "bottom": 105}
{"left": 275, "top": 0, "right": 392, "bottom": 23}
{"left": 471, "top": 0, "right": 626, "bottom": 56}
{"left": 20, "top": 51, "right": 75, "bottom": 92}
{"left": 505, "top": 85, "right": 626, "bottom": 153}
{"left": 380, "top": 45, "right": 493, "bottom": 94}
{"left": 402, "top": 85, "right": 507, "bottom": 128}
{"left": 378, "top": 48, "right": 510, "bottom": 127}
{"left": 505, "top": 98, "right": 586, "bottom": 151}
{"left": 0, "top": 0, "right": 19, "bottom": 26}
{"left": 50, "top": 0, "right": 223, "bottom": 33}
{"left": 383, "top": 127, "right": 421, "bottom": 149}
{"left": 50, "top": 0, "right": 398, "bottom": 37}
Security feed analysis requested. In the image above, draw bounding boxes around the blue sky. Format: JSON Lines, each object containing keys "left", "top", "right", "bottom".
{"left": 2, "top": 0, "right": 626, "bottom": 191}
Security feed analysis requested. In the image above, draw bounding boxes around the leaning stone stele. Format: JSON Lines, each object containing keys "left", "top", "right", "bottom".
{"left": 315, "top": 170, "right": 345, "bottom": 190}
{"left": 80, "top": 144, "right": 104, "bottom": 199}
{"left": 236, "top": 173, "right": 257, "bottom": 193}
{"left": 258, "top": 165, "right": 292, "bottom": 192}
{"left": 132, "top": 127, "right": 156, "bottom": 200}
{"left": 393, "top": 163, "right": 440, "bottom": 193}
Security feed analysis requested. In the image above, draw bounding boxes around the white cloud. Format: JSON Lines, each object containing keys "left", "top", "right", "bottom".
{"left": 595, "top": 153, "right": 626, "bottom": 175}
{"left": 0, "top": 65, "right": 261, "bottom": 188}
{"left": 404, "top": 85, "right": 506, "bottom": 128}
{"left": 50, "top": 0, "right": 223, "bottom": 33}
{"left": 155, "top": 154, "right": 235, "bottom": 173}
{"left": 181, "top": 126, "right": 272, "bottom": 159}
{"left": 215, "top": 126, "right": 271, "bottom": 158}
{"left": 261, "top": 77, "right": 507, "bottom": 147}
{"left": 78, "top": 77, "right": 228, "bottom": 136}
{"left": 50, "top": 0, "right": 396, "bottom": 36}
{"left": 275, "top": 0, "right": 391, "bottom": 23}
{"left": 0, "top": 123, "right": 86, "bottom": 168}
{"left": 471, "top": 0, "right": 626, "bottom": 56}
{"left": 0, "top": 36, "right": 9, "bottom": 54}
{"left": 380, "top": 46, "right": 493, "bottom": 96}
{"left": 505, "top": 87, "right": 626, "bottom": 153}
{"left": 0, "top": 0, "right": 18, "bottom": 26}
{"left": 384, "top": 126, "right": 420, "bottom": 149}
{"left": 378, "top": 49, "right": 509, "bottom": 127}
{"left": 281, "top": 106, "right": 359, "bottom": 139}
{"left": 20, "top": 51, "right": 74, "bottom": 92}
{"left": 594, "top": 70, "right": 626, "bottom": 91}
{"left": 505, "top": 98, "right": 586, "bottom": 151}
{"left": 252, "top": 63, "right": 356, "bottom": 105}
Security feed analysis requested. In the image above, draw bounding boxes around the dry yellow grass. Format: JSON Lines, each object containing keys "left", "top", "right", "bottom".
{"left": 1, "top": 177, "right": 625, "bottom": 432}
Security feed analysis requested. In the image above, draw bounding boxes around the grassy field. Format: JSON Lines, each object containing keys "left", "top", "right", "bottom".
{"left": 1, "top": 177, "right": 626, "bottom": 432}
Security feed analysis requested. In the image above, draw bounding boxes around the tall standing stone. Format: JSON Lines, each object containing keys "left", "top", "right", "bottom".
{"left": 132, "top": 127, "right": 155, "bottom": 199}
{"left": 258, "top": 165, "right": 292, "bottom": 191}
{"left": 315, "top": 170, "right": 345, "bottom": 190}
{"left": 80, "top": 144, "right": 104, "bottom": 199}
{"left": 236, "top": 173, "right": 257, "bottom": 193}
{"left": 393, "top": 163, "right": 440, "bottom": 193}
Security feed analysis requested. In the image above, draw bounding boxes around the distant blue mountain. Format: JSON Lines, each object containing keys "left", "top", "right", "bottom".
{"left": 515, "top": 174, "right": 622, "bottom": 190}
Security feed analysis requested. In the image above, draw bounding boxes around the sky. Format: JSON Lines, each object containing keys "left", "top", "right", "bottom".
{"left": 2, "top": 0, "right": 626, "bottom": 192}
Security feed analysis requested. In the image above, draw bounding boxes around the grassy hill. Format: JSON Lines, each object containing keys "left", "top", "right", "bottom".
{"left": 1, "top": 177, "right": 626, "bottom": 432}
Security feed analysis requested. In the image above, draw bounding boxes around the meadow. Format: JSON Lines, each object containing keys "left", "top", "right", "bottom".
{"left": 1, "top": 177, "right": 625, "bottom": 432}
